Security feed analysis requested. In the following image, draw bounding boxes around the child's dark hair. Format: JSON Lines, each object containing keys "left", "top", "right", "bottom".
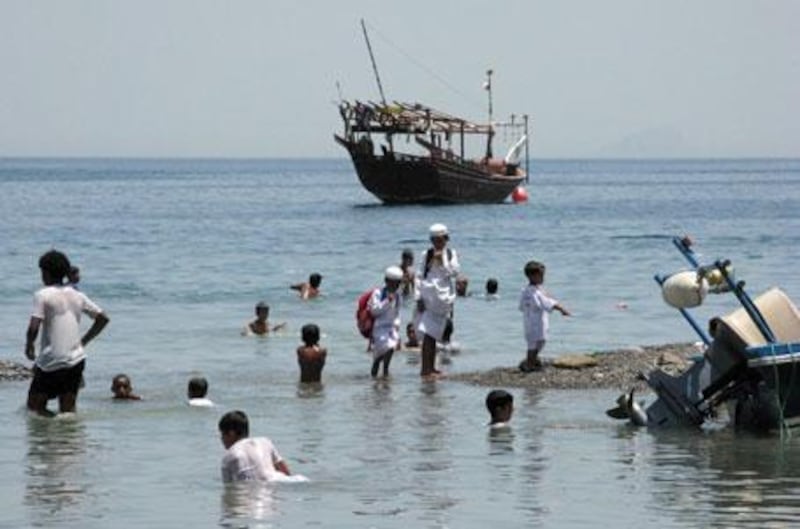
{"left": 309, "top": 273, "right": 322, "bottom": 288}
{"left": 486, "top": 389, "right": 513, "bottom": 413}
{"left": 188, "top": 377, "right": 208, "bottom": 398}
{"left": 301, "top": 323, "right": 320, "bottom": 346}
{"left": 218, "top": 410, "right": 249, "bottom": 436}
{"left": 39, "top": 250, "right": 71, "bottom": 285}
{"left": 486, "top": 278, "right": 498, "bottom": 294}
{"left": 524, "top": 260, "right": 545, "bottom": 277}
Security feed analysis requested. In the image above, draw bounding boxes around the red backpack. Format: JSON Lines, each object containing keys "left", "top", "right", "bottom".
{"left": 356, "top": 289, "right": 376, "bottom": 338}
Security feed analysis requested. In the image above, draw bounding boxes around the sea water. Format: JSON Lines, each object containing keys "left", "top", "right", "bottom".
{"left": 0, "top": 158, "right": 799, "bottom": 528}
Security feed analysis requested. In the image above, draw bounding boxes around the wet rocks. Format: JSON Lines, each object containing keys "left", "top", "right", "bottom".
{"left": 449, "top": 343, "right": 697, "bottom": 391}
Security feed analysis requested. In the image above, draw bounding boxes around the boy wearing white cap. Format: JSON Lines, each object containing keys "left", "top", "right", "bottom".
{"left": 416, "top": 223, "right": 460, "bottom": 378}
{"left": 368, "top": 266, "right": 404, "bottom": 378}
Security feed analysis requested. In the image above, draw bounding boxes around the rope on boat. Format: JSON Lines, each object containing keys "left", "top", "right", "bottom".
{"left": 363, "top": 21, "right": 486, "bottom": 113}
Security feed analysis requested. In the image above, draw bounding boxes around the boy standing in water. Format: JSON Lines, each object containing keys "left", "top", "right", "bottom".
{"left": 24, "top": 250, "right": 110, "bottom": 416}
{"left": 296, "top": 324, "right": 326, "bottom": 383}
{"left": 518, "top": 260, "right": 570, "bottom": 372}
{"left": 399, "top": 248, "right": 416, "bottom": 298}
{"left": 369, "top": 266, "right": 404, "bottom": 378}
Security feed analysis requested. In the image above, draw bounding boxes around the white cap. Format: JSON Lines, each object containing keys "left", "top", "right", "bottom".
{"left": 429, "top": 223, "right": 448, "bottom": 238}
{"left": 385, "top": 265, "right": 404, "bottom": 281}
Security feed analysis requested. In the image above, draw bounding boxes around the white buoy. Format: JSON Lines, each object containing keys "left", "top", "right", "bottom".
{"left": 662, "top": 270, "right": 708, "bottom": 309}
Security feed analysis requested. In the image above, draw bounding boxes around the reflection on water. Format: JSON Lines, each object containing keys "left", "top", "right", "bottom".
{"left": 648, "top": 430, "right": 800, "bottom": 528}
{"left": 25, "top": 415, "right": 89, "bottom": 525}
{"left": 295, "top": 382, "right": 324, "bottom": 399}
{"left": 488, "top": 425, "right": 515, "bottom": 453}
{"left": 220, "top": 482, "right": 277, "bottom": 527}
{"left": 413, "top": 382, "right": 460, "bottom": 525}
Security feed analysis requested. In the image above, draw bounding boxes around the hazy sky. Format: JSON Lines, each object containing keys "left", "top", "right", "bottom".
{"left": 1, "top": 1, "right": 798, "bottom": 158}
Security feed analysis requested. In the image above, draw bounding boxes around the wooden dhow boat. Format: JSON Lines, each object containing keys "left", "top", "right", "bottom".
{"left": 335, "top": 21, "right": 529, "bottom": 205}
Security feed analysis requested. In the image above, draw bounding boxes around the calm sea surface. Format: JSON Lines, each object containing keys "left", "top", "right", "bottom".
{"left": 1, "top": 158, "right": 799, "bottom": 528}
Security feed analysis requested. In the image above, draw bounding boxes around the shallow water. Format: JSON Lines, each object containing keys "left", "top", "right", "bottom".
{"left": 1, "top": 158, "right": 799, "bottom": 527}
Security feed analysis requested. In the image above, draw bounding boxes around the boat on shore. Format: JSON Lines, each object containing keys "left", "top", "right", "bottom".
{"left": 608, "top": 236, "right": 800, "bottom": 434}
{"left": 335, "top": 21, "right": 529, "bottom": 205}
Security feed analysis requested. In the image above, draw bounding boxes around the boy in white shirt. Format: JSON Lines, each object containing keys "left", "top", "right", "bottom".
{"left": 518, "top": 260, "right": 570, "bottom": 372}
{"left": 188, "top": 376, "right": 214, "bottom": 407}
{"left": 369, "top": 266, "right": 404, "bottom": 378}
{"left": 219, "top": 410, "right": 292, "bottom": 482}
{"left": 24, "top": 250, "right": 109, "bottom": 416}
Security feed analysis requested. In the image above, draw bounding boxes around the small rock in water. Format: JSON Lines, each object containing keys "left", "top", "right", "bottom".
{"left": 552, "top": 354, "right": 599, "bottom": 369}
{"left": 658, "top": 351, "right": 687, "bottom": 367}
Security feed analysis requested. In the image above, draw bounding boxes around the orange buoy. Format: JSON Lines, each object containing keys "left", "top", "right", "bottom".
{"left": 511, "top": 186, "right": 528, "bottom": 203}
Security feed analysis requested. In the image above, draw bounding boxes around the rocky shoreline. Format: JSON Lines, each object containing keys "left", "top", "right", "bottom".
{"left": 2, "top": 343, "right": 698, "bottom": 389}
{"left": 448, "top": 342, "right": 699, "bottom": 391}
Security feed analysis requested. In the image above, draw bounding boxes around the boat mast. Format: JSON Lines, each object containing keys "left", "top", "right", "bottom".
{"left": 485, "top": 68, "right": 494, "bottom": 159}
{"left": 360, "top": 19, "right": 392, "bottom": 151}
{"left": 361, "top": 19, "right": 387, "bottom": 107}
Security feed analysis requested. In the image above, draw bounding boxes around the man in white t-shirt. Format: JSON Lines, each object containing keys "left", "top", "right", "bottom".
{"left": 219, "top": 410, "right": 292, "bottom": 482}
{"left": 24, "top": 250, "right": 109, "bottom": 416}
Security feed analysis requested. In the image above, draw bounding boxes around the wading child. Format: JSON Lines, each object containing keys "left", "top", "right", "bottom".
{"left": 485, "top": 278, "right": 499, "bottom": 300}
{"left": 486, "top": 389, "right": 514, "bottom": 427}
{"left": 369, "top": 266, "right": 404, "bottom": 378}
{"left": 242, "top": 301, "right": 286, "bottom": 336}
{"left": 519, "top": 260, "right": 570, "bottom": 372}
{"left": 297, "top": 324, "right": 326, "bottom": 383}
{"left": 111, "top": 374, "right": 142, "bottom": 400}
{"left": 404, "top": 322, "right": 419, "bottom": 349}
{"left": 188, "top": 376, "right": 214, "bottom": 407}
{"left": 400, "top": 248, "right": 416, "bottom": 298}
{"left": 290, "top": 273, "right": 323, "bottom": 300}
{"left": 25, "top": 250, "right": 110, "bottom": 416}
{"left": 218, "top": 410, "right": 293, "bottom": 482}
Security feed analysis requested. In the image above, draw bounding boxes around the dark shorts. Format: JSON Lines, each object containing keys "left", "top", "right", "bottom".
{"left": 29, "top": 360, "right": 86, "bottom": 400}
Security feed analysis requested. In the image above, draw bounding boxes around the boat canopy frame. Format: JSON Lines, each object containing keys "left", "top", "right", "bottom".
{"left": 340, "top": 100, "right": 525, "bottom": 137}
{"left": 338, "top": 99, "right": 529, "bottom": 176}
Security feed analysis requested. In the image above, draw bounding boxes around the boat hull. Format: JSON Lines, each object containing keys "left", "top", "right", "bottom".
{"left": 337, "top": 137, "right": 525, "bottom": 204}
